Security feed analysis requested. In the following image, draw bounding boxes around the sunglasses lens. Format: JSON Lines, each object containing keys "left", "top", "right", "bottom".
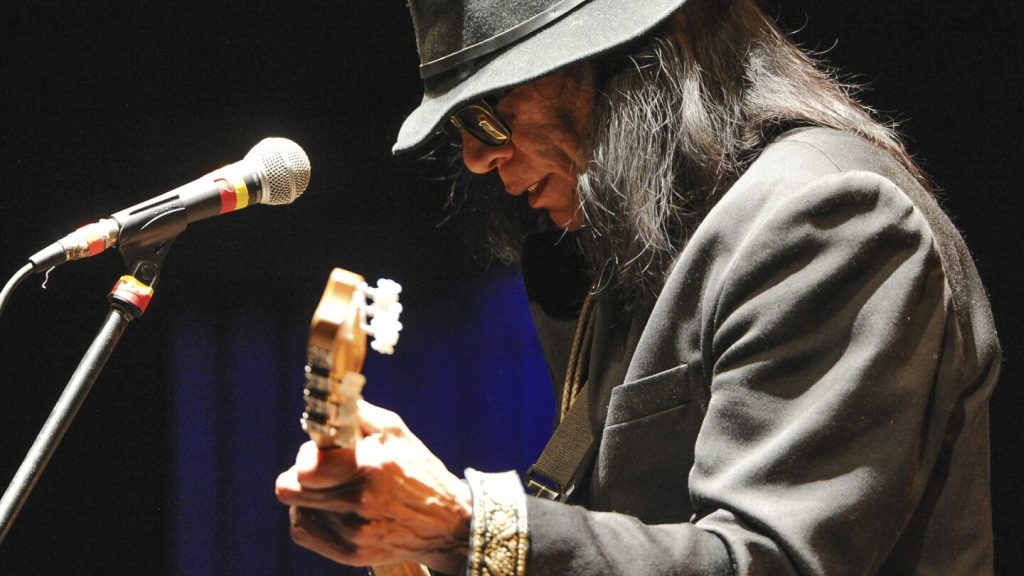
{"left": 451, "top": 104, "right": 510, "bottom": 146}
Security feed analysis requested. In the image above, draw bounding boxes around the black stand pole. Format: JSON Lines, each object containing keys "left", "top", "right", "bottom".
{"left": 0, "top": 213, "right": 179, "bottom": 545}
{"left": 0, "top": 306, "right": 134, "bottom": 543}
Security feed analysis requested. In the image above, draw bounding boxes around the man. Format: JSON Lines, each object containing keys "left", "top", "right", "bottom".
{"left": 276, "top": 0, "right": 1001, "bottom": 574}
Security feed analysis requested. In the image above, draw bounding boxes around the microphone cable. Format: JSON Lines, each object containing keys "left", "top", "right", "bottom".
{"left": 0, "top": 263, "right": 34, "bottom": 324}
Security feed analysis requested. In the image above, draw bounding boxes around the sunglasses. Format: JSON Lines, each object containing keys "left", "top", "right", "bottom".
{"left": 449, "top": 96, "right": 511, "bottom": 147}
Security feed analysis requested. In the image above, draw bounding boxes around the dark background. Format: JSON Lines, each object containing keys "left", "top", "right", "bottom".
{"left": 0, "top": 1, "right": 1020, "bottom": 574}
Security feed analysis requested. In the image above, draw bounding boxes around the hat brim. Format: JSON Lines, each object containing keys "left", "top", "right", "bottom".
{"left": 393, "top": 0, "right": 688, "bottom": 154}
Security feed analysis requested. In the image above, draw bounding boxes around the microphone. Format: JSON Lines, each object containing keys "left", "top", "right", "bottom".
{"left": 28, "top": 137, "right": 311, "bottom": 272}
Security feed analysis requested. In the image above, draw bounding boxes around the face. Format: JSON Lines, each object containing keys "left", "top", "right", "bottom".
{"left": 459, "top": 69, "right": 596, "bottom": 231}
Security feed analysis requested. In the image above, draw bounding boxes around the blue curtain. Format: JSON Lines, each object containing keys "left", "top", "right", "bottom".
{"left": 170, "top": 265, "right": 553, "bottom": 574}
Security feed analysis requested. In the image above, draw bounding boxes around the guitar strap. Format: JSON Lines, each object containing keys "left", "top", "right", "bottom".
{"left": 525, "top": 291, "right": 597, "bottom": 502}
{"left": 524, "top": 380, "right": 593, "bottom": 501}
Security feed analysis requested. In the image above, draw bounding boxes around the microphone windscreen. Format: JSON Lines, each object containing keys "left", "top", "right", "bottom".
{"left": 245, "top": 137, "right": 311, "bottom": 205}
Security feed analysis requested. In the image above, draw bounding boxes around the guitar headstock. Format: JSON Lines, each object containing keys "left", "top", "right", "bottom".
{"left": 302, "top": 268, "right": 403, "bottom": 449}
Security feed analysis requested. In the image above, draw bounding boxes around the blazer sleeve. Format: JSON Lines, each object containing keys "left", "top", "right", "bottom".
{"left": 523, "top": 169, "right": 973, "bottom": 575}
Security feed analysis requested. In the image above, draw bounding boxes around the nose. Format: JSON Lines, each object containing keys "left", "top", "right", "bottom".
{"left": 461, "top": 131, "right": 513, "bottom": 174}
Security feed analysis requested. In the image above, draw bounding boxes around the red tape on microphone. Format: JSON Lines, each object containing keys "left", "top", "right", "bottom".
{"left": 110, "top": 275, "right": 155, "bottom": 314}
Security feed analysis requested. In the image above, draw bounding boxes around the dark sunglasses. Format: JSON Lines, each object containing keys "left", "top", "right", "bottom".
{"left": 449, "top": 96, "right": 511, "bottom": 147}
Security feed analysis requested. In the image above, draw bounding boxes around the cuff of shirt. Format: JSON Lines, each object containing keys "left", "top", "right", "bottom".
{"left": 463, "top": 469, "right": 529, "bottom": 576}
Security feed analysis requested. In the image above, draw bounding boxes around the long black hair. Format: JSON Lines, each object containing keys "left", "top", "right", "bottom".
{"left": 446, "top": 0, "right": 927, "bottom": 305}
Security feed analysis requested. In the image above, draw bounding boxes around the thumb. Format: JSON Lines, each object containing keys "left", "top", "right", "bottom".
{"left": 294, "top": 440, "right": 359, "bottom": 489}
{"left": 356, "top": 399, "right": 408, "bottom": 437}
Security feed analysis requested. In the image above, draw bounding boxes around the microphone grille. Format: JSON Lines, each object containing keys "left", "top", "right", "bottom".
{"left": 246, "top": 137, "right": 311, "bottom": 205}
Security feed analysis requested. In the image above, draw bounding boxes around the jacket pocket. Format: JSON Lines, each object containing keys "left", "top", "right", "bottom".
{"left": 591, "top": 363, "right": 701, "bottom": 524}
{"left": 606, "top": 363, "right": 690, "bottom": 426}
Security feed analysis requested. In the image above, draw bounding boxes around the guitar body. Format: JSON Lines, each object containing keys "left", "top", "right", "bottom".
{"left": 303, "top": 268, "right": 430, "bottom": 576}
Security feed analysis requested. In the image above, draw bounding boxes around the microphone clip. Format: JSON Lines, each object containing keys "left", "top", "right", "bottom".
{"left": 115, "top": 192, "right": 188, "bottom": 274}
{"left": 108, "top": 198, "right": 188, "bottom": 317}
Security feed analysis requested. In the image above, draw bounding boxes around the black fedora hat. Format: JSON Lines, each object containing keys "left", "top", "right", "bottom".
{"left": 394, "top": 0, "right": 689, "bottom": 153}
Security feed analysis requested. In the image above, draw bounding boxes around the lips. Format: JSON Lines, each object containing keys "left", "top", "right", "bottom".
{"left": 524, "top": 177, "right": 547, "bottom": 208}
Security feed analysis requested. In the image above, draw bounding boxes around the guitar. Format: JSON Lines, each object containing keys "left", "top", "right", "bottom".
{"left": 301, "top": 268, "right": 430, "bottom": 576}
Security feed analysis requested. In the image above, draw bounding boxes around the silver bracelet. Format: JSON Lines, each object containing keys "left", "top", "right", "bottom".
{"left": 464, "top": 469, "right": 529, "bottom": 576}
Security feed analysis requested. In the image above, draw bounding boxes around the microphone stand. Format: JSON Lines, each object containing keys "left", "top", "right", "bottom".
{"left": 0, "top": 206, "right": 186, "bottom": 545}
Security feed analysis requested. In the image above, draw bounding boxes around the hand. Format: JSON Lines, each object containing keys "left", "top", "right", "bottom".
{"left": 275, "top": 400, "right": 472, "bottom": 574}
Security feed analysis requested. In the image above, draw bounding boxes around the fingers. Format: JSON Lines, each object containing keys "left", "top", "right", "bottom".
{"left": 275, "top": 441, "right": 365, "bottom": 513}
{"left": 276, "top": 468, "right": 364, "bottom": 510}
{"left": 294, "top": 440, "right": 359, "bottom": 489}
{"left": 288, "top": 506, "right": 359, "bottom": 564}
{"left": 289, "top": 507, "right": 414, "bottom": 567}
{"left": 357, "top": 399, "right": 408, "bottom": 437}
{"left": 279, "top": 402, "right": 470, "bottom": 570}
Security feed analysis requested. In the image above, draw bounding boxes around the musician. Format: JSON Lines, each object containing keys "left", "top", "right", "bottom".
{"left": 276, "top": 0, "right": 1001, "bottom": 574}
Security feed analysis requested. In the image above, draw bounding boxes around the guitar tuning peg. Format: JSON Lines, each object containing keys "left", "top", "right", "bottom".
{"left": 361, "top": 279, "right": 404, "bottom": 355}
{"left": 371, "top": 278, "right": 402, "bottom": 302}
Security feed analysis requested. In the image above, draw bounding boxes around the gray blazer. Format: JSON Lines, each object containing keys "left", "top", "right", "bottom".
{"left": 523, "top": 128, "right": 1001, "bottom": 575}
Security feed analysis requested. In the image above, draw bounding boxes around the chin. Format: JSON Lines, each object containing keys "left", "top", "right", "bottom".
{"left": 549, "top": 212, "right": 583, "bottom": 232}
